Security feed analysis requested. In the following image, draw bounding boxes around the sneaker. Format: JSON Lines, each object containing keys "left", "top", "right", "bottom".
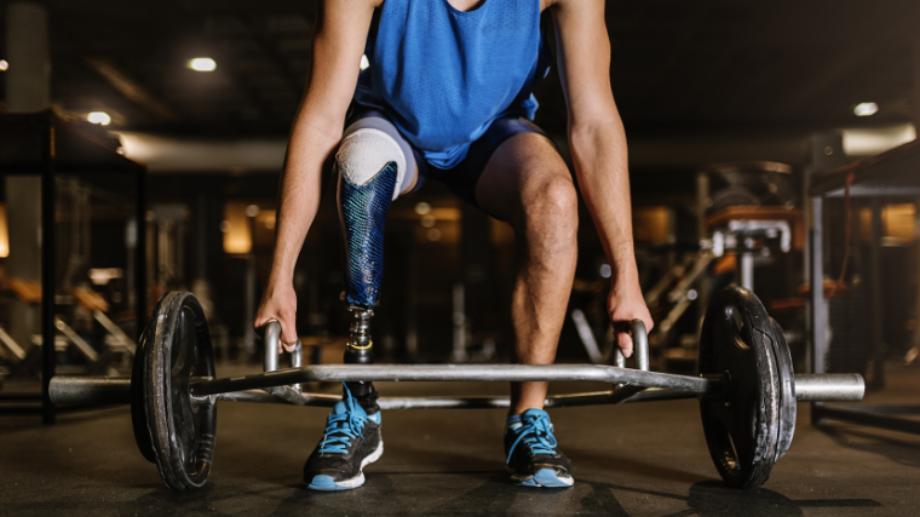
{"left": 504, "top": 408, "right": 574, "bottom": 488}
{"left": 304, "top": 387, "right": 383, "bottom": 491}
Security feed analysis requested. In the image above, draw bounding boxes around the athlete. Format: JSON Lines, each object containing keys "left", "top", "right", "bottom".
{"left": 255, "top": 0, "right": 654, "bottom": 491}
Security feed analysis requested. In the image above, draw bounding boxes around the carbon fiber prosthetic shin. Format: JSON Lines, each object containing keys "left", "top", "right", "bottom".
{"left": 337, "top": 161, "right": 398, "bottom": 412}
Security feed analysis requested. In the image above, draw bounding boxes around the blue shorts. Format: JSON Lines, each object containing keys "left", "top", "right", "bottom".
{"left": 346, "top": 107, "right": 546, "bottom": 207}
{"left": 419, "top": 117, "right": 546, "bottom": 206}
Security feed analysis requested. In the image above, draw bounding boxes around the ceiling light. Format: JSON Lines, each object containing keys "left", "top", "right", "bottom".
{"left": 842, "top": 123, "right": 917, "bottom": 156}
{"left": 87, "top": 111, "right": 112, "bottom": 126}
{"left": 853, "top": 102, "right": 879, "bottom": 118}
{"left": 187, "top": 57, "right": 217, "bottom": 73}
{"left": 0, "top": 59, "right": 9, "bottom": 72}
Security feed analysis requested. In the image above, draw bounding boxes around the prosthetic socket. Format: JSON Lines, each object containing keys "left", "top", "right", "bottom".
{"left": 336, "top": 125, "right": 408, "bottom": 413}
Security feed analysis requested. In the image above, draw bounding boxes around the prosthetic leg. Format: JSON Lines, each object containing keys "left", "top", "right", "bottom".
{"left": 339, "top": 162, "right": 396, "bottom": 413}
{"left": 335, "top": 119, "right": 414, "bottom": 413}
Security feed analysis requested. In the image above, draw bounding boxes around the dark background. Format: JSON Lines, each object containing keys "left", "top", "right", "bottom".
{"left": 3, "top": 0, "right": 919, "bottom": 365}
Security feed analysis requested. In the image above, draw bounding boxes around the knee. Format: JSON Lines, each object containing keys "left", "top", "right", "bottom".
{"left": 335, "top": 127, "right": 407, "bottom": 200}
{"left": 520, "top": 174, "right": 579, "bottom": 237}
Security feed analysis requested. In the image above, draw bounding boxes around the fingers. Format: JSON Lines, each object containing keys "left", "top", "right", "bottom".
{"left": 254, "top": 314, "right": 298, "bottom": 354}
{"left": 254, "top": 285, "right": 299, "bottom": 355}
{"left": 280, "top": 320, "right": 299, "bottom": 353}
{"left": 617, "top": 331, "right": 634, "bottom": 358}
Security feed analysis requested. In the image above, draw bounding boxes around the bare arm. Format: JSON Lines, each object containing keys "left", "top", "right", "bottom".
{"left": 551, "top": 0, "right": 653, "bottom": 351}
{"left": 255, "top": 0, "right": 378, "bottom": 346}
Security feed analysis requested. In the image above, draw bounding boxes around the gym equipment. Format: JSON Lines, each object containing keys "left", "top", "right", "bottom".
{"left": 809, "top": 139, "right": 920, "bottom": 435}
{"left": 0, "top": 284, "right": 137, "bottom": 377}
{"left": 702, "top": 162, "right": 796, "bottom": 216}
{"left": 653, "top": 216, "right": 793, "bottom": 342}
{"left": 0, "top": 112, "right": 147, "bottom": 422}
{"left": 130, "top": 291, "right": 215, "bottom": 489}
{"left": 48, "top": 285, "right": 864, "bottom": 491}
{"left": 698, "top": 287, "right": 796, "bottom": 488}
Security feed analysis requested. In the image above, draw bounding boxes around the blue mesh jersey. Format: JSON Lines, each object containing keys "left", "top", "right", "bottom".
{"left": 353, "top": 0, "right": 549, "bottom": 170}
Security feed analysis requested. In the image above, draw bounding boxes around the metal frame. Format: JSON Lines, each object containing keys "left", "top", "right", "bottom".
{"left": 809, "top": 140, "right": 920, "bottom": 434}
{"left": 642, "top": 219, "right": 791, "bottom": 346}
{"left": 0, "top": 111, "right": 147, "bottom": 423}
{"left": 40, "top": 116, "right": 55, "bottom": 424}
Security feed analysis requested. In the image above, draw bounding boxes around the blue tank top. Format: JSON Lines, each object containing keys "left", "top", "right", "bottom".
{"left": 354, "top": 0, "right": 547, "bottom": 169}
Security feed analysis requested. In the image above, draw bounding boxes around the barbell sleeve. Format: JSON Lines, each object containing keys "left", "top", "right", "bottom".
{"left": 49, "top": 376, "right": 131, "bottom": 408}
{"left": 792, "top": 373, "right": 865, "bottom": 401}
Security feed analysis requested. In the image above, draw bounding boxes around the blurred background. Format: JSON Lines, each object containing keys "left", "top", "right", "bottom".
{"left": 2, "top": 0, "right": 920, "bottom": 415}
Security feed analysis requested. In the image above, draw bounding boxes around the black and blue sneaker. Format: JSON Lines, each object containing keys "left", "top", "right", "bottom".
{"left": 304, "top": 387, "right": 383, "bottom": 491}
{"left": 504, "top": 408, "right": 574, "bottom": 488}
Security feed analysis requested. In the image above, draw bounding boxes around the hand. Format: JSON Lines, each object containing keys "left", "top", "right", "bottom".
{"left": 607, "top": 280, "right": 654, "bottom": 358}
{"left": 254, "top": 281, "right": 299, "bottom": 352}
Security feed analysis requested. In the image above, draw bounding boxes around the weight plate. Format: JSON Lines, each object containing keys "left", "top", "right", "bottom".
{"left": 131, "top": 315, "right": 156, "bottom": 463}
{"left": 699, "top": 285, "right": 781, "bottom": 489}
{"left": 143, "top": 291, "right": 217, "bottom": 490}
{"left": 768, "top": 318, "right": 796, "bottom": 460}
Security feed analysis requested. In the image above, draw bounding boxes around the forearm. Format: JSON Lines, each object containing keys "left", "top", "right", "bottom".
{"left": 265, "top": 0, "right": 376, "bottom": 288}
{"left": 552, "top": 0, "right": 652, "bottom": 336}
{"left": 268, "top": 115, "right": 341, "bottom": 286}
{"left": 569, "top": 119, "right": 639, "bottom": 288}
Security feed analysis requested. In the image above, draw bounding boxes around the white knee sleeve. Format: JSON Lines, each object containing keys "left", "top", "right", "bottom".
{"left": 335, "top": 115, "right": 418, "bottom": 200}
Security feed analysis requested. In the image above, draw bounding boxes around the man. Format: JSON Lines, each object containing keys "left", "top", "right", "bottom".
{"left": 255, "top": 0, "right": 653, "bottom": 491}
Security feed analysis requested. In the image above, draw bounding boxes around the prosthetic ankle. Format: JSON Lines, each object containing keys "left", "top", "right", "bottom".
{"left": 344, "top": 306, "right": 378, "bottom": 412}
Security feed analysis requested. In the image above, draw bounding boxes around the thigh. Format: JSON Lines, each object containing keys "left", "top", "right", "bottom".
{"left": 473, "top": 130, "right": 573, "bottom": 224}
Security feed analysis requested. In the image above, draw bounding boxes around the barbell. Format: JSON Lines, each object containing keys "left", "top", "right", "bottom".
{"left": 49, "top": 285, "right": 864, "bottom": 491}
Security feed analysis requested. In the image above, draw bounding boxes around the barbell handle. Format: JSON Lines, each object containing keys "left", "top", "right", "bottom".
{"left": 633, "top": 320, "right": 650, "bottom": 371}
{"left": 613, "top": 320, "right": 650, "bottom": 372}
{"left": 263, "top": 320, "right": 303, "bottom": 376}
{"left": 291, "top": 343, "right": 303, "bottom": 368}
{"left": 614, "top": 348, "right": 626, "bottom": 369}
{"left": 264, "top": 321, "right": 281, "bottom": 372}
{"left": 290, "top": 336, "right": 303, "bottom": 392}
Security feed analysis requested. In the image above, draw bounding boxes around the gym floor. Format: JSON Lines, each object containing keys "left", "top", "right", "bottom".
{"left": 1, "top": 365, "right": 918, "bottom": 516}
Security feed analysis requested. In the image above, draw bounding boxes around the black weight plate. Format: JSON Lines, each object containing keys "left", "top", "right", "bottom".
{"left": 699, "top": 285, "right": 781, "bottom": 489}
{"left": 144, "top": 291, "right": 217, "bottom": 491}
{"left": 768, "top": 318, "right": 796, "bottom": 460}
{"left": 131, "top": 314, "right": 156, "bottom": 463}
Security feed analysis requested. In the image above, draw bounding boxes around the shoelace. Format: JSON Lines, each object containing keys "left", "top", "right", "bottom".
{"left": 317, "top": 388, "right": 368, "bottom": 455}
{"left": 506, "top": 413, "right": 558, "bottom": 464}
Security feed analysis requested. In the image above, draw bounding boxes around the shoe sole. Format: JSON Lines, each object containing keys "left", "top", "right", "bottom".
{"left": 306, "top": 440, "right": 384, "bottom": 491}
{"left": 512, "top": 468, "right": 575, "bottom": 488}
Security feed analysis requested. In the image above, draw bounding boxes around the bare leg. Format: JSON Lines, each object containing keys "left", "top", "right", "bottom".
{"left": 474, "top": 132, "right": 578, "bottom": 414}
